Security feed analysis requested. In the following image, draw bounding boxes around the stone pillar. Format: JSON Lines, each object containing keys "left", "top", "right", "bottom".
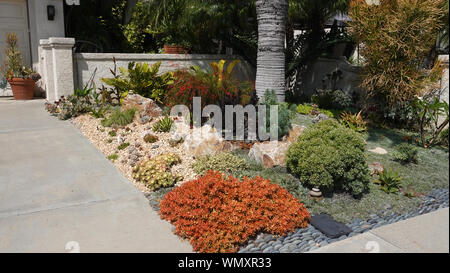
{"left": 39, "top": 37, "right": 75, "bottom": 102}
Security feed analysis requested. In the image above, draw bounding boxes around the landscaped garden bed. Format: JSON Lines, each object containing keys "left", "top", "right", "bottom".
{"left": 45, "top": 67, "right": 449, "bottom": 253}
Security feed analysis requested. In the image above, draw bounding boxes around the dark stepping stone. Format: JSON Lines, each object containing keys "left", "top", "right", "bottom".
{"left": 310, "top": 214, "right": 352, "bottom": 239}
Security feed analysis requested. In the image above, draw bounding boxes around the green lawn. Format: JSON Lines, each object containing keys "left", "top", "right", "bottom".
{"left": 249, "top": 115, "right": 449, "bottom": 223}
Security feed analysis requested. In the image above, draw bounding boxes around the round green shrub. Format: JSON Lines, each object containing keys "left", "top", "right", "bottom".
{"left": 296, "top": 104, "right": 314, "bottom": 115}
{"left": 192, "top": 152, "right": 250, "bottom": 175}
{"left": 286, "top": 119, "right": 370, "bottom": 196}
{"left": 392, "top": 143, "right": 418, "bottom": 164}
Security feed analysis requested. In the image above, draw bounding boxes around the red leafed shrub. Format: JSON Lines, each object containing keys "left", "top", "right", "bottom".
{"left": 165, "top": 70, "right": 214, "bottom": 110}
{"left": 165, "top": 67, "right": 255, "bottom": 111}
{"left": 159, "top": 171, "right": 310, "bottom": 253}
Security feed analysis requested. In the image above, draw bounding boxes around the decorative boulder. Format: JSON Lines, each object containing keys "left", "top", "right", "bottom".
{"left": 312, "top": 113, "right": 330, "bottom": 124}
{"left": 248, "top": 141, "right": 290, "bottom": 168}
{"left": 122, "top": 92, "right": 162, "bottom": 118}
{"left": 249, "top": 125, "right": 305, "bottom": 168}
{"left": 283, "top": 124, "right": 305, "bottom": 143}
{"left": 168, "top": 133, "right": 185, "bottom": 147}
{"left": 183, "top": 124, "right": 238, "bottom": 158}
{"left": 369, "top": 162, "right": 384, "bottom": 176}
{"left": 368, "top": 147, "right": 388, "bottom": 155}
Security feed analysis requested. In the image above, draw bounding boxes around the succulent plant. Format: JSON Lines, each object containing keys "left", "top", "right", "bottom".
{"left": 108, "top": 153, "right": 118, "bottom": 161}
{"left": 132, "top": 153, "right": 182, "bottom": 191}
{"left": 118, "top": 142, "right": 130, "bottom": 150}
{"left": 153, "top": 116, "right": 174, "bottom": 132}
{"left": 192, "top": 152, "right": 250, "bottom": 175}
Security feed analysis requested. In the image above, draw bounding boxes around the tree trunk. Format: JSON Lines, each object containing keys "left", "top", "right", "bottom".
{"left": 255, "top": 0, "right": 288, "bottom": 102}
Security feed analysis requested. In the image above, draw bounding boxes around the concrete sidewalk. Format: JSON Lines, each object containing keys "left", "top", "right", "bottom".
{"left": 0, "top": 98, "right": 192, "bottom": 252}
{"left": 309, "top": 208, "right": 449, "bottom": 253}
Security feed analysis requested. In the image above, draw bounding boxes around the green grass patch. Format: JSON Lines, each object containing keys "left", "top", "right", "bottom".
{"left": 101, "top": 108, "right": 136, "bottom": 127}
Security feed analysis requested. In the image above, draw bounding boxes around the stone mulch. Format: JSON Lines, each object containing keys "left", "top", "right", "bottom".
{"left": 71, "top": 114, "right": 197, "bottom": 194}
{"left": 238, "top": 188, "right": 449, "bottom": 253}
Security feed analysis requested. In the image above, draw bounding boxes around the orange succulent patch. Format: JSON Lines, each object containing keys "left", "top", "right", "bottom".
{"left": 159, "top": 171, "right": 310, "bottom": 253}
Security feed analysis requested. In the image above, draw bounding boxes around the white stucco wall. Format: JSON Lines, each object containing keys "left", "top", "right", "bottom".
{"left": 27, "top": 0, "right": 65, "bottom": 70}
{"left": 73, "top": 53, "right": 256, "bottom": 91}
{"left": 439, "top": 55, "right": 449, "bottom": 104}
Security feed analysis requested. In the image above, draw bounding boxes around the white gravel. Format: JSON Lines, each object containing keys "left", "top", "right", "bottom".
{"left": 72, "top": 114, "right": 197, "bottom": 194}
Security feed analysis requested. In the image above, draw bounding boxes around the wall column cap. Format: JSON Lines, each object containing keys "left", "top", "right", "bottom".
{"left": 48, "top": 37, "right": 75, "bottom": 47}
{"left": 39, "top": 39, "right": 50, "bottom": 47}
{"left": 438, "top": 54, "right": 449, "bottom": 67}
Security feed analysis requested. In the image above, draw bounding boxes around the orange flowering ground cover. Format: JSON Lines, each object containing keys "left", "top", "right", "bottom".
{"left": 159, "top": 171, "right": 311, "bottom": 253}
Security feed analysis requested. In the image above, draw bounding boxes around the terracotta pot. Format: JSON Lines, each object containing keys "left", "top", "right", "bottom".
{"left": 164, "top": 45, "right": 185, "bottom": 54}
{"left": 8, "top": 78, "right": 35, "bottom": 100}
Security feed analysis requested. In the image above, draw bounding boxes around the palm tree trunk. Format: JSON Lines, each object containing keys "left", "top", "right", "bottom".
{"left": 255, "top": 0, "right": 288, "bottom": 102}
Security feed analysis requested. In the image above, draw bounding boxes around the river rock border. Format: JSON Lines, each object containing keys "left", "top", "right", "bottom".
{"left": 238, "top": 188, "right": 449, "bottom": 253}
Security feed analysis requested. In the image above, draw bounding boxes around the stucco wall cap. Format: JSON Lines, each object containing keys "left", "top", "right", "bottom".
{"left": 438, "top": 54, "right": 449, "bottom": 66}
{"left": 39, "top": 39, "right": 50, "bottom": 46}
{"left": 74, "top": 53, "right": 243, "bottom": 61}
{"left": 48, "top": 37, "right": 75, "bottom": 46}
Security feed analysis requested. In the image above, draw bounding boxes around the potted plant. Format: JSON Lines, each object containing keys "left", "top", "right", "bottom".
{"left": 143, "top": 0, "right": 190, "bottom": 54}
{"left": 2, "top": 33, "right": 40, "bottom": 100}
{"left": 162, "top": 36, "right": 190, "bottom": 54}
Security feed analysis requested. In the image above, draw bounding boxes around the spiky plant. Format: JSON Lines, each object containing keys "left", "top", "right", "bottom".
{"left": 2, "top": 33, "right": 23, "bottom": 79}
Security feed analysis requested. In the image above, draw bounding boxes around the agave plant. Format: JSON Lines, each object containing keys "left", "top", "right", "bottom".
{"left": 375, "top": 169, "right": 403, "bottom": 194}
{"left": 153, "top": 116, "right": 174, "bottom": 133}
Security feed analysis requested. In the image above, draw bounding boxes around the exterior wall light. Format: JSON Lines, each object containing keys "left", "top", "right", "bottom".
{"left": 47, "top": 5, "right": 56, "bottom": 21}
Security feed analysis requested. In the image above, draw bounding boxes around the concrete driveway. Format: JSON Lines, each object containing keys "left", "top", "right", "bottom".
{"left": 0, "top": 98, "right": 192, "bottom": 253}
